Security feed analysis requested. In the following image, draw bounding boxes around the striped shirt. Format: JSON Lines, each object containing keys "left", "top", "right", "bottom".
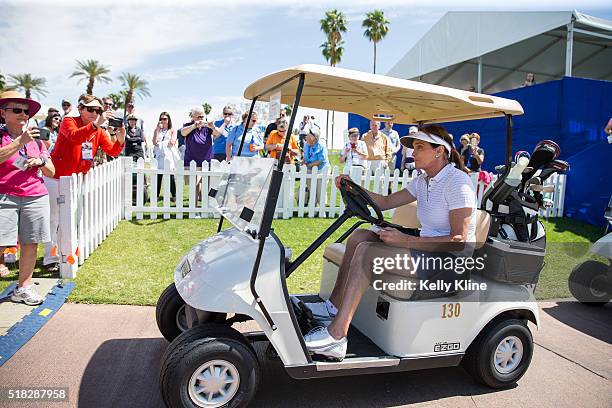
{"left": 405, "top": 164, "right": 476, "bottom": 254}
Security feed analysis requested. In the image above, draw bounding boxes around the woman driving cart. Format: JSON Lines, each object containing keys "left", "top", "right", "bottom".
{"left": 304, "top": 124, "right": 477, "bottom": 360}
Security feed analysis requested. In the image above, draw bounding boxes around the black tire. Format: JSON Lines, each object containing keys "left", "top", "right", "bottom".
{"left": 156, "top": 283, "right": 227, "bottom": 342}
{"left": 160, "top": 324, "right": 260, "bottom": 408}
{"left": 568, "top": 260, "right": 611, "bottom": 306}
{"left": 463, "top": 318, "right": 533, "bottom": 388}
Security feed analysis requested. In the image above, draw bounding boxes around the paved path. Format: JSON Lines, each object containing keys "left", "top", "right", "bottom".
{"left": 0, "top": 301, "right": 610, "bottom": 408}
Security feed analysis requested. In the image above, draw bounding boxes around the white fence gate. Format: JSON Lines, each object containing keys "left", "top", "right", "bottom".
{"left": 56, "top": 157, "right": 566, "bottom": 277}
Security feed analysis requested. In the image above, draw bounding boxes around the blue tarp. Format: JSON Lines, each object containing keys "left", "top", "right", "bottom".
{"left": 348, "top": 77, "right": 612, "bottom": 226}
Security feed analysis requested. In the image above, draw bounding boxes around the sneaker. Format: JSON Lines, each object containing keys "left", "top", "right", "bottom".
{"left": 304, "top": 326, "right": 347, "bottom": 360}
{"left": 11, "top": 285, "right": 44, "bottom": 306}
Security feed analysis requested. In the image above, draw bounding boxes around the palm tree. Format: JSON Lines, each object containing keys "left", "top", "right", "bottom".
{"left": 8, "top": 73, "right": 47, "bottom": 99}
{"left": 0, "top": 72, "right": 16, "bottom": 92}
{"left": 283, "top": 104, "right": 293, "bottom": 117}
{"left": 362, "top": 10, "right": 390, "bottom": 74}
{"left": 117, "top": 72, "right": 151, "bottom": 114}
{"left": 320, "top": 9, "right": 347, "bottom": 148}
{"left": 107, "top": 90, "right": 128, "bottom": 110}
{"left": 202, "top": 102, "right": 212, "bottom": 119}
{"left": 69, "top": 59, "right": 112, "bottom": 95}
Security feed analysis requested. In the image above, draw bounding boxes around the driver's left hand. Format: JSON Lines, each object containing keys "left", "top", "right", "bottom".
{"left": 377, "top": 228, "right": 417, "bottom": 244}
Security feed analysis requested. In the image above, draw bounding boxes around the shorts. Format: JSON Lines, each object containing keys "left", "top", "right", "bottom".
{"left": 0, "top": 193, "right": 51, "bottom": 246}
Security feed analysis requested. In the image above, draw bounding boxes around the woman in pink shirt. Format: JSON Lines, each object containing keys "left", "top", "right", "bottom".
{"left": 0, "top": 91, "right": 55, "bottom": 305}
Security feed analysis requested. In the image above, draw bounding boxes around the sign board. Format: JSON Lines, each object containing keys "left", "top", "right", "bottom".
{"left": 269, "top": 91, "right": 281, "bottom": 122}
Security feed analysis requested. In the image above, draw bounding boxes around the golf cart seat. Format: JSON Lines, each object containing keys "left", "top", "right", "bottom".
{"left": 323, "top": 204, "right": 491, "bottom": 300}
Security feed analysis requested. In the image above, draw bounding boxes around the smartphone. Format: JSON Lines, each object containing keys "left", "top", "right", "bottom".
{"left": 470, "top": 138, "right": 478, "bottom": 147}
{"left": 37, "top": 127, "right": 50, "bottom": 141}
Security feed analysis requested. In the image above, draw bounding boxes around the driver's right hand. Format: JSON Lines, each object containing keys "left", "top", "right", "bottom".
{"left": 335, "top": 174, "right": 352, "bottom": 189}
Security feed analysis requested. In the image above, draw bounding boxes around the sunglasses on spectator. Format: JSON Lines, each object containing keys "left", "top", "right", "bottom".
{"left": 159, "top": 117, "right": 168, "bottom": 121}
{"left": 2, "top": 107, "right": 30, "bottom": 115}
{"left": 250, "top": 118, "right": 257, "bottom": 122}
{"left": 62, "top": 103, "right": 70, "bottom": 107}
{"left": 223, "top": 112, "right": 233, "bottom": 116}
{"left": 196, "top": 116, "right": 205, "bottom": 119}
{"left": 104, "top": 102, "right": 113, "bottom": 106}
{"left": 84, "top": 107, "right": 102, "bottom": 114}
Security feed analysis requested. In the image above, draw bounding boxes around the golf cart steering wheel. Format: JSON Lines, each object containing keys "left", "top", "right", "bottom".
{"left": 339, "top": 178, "right": 384, "bottom": 225}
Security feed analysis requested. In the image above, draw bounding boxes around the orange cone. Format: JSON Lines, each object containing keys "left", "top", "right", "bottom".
{"left": 75, "top": 247, "right": 80, "bottom": 257}
{"left": 66, "top": 254, "right": 76, "bottom": 265}
{"left": 51, "top": 245, "right": 58, "bottom": 257}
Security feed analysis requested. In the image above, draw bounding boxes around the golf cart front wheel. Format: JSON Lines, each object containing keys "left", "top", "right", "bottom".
{"left": 463, "top": 318, "right": 533, "bottom": 388}
{"left": 160, "top": 324, "right": 260, "bottom": 408}
{"left": 568, "top": 260, "right": 611, "bottom": 306}
{"left": 156, "top": 283, "right": 227, "bottom": 342}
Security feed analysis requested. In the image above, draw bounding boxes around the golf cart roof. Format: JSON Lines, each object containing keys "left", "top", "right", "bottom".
{"left": 244, "top": 64, "right": 524, "bottom": 124}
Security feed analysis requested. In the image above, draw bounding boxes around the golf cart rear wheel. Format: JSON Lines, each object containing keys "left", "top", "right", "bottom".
{"left": 156, "top": 283, "right": 227, "bottom": 342}
{"left": 160, "top": 324, "right": 260, "bottom": 408}
{"left": 463, "top": 318, "right": 533, "bottom": 388}
{"left": 568, "top": 260, "right": 611, "bottom": 306}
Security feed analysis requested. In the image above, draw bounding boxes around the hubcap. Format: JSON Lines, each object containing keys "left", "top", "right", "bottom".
{"left": 589, "top": 275, "right": 608, "bottom": 298}
{"left": 188, "top": 360, "right": 240, "bottom": 408}
{"left": 176, "top": 305, "right": 188, "bottom": 332}
{"left": 494, "top": 335, "right": 523, "bottom": 374}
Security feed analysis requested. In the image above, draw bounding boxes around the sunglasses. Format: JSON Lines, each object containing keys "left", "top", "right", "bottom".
{"left": 62, "top": 103, "right": 70, "bottom": 107}
{"left": 250, "top": 118, "right": 257, "bottom": 122}
{"left": 84, "top": 107, "right": 102, "bottom": 114}
{"left": 3, "top": 107, "right": 30, "bottom": 115}
{"left": 223, "top": 112, "right": 233, "bottom": 116}
{"left": 159, "top": 117, "right": 168, "bottom": 121}
{"left": 104, "top": 103, "right": 113, "bottom": 106}
{"left": 195, "top": 116, "right": 205, "bottom": 120}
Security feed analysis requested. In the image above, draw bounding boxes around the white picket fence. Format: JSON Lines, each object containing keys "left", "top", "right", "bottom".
{"left": 56, "top": 157, "right": 566, "bottom": 277}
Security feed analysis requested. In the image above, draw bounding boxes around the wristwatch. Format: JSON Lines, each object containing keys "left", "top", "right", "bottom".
{"left": 38, "top": 156, "right": 47, "bottom": 168}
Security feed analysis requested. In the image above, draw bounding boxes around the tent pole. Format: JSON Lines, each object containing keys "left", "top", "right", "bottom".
{"left": 477, "top": 56, "right": 483, "bottom": 92}
{"left": 565, "top": 21, "right": 574, "bottom": 77}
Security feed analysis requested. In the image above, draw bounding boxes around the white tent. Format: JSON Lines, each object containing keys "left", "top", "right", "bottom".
{"left": 387, "top": 11, "right": 612, "bottom": 93}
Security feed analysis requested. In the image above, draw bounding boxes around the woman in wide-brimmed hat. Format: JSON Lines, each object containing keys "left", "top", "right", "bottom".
{"left": 0, "top": 91, "right": 55, "bottom": 305}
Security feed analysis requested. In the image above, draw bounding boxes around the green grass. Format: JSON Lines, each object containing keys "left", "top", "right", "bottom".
{"left": 0, "top": 216, "right": 604, "bottom": 304}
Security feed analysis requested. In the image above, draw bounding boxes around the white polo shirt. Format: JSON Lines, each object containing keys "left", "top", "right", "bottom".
{"left": 405, "top": 164, "right": 477, "bottom": 253}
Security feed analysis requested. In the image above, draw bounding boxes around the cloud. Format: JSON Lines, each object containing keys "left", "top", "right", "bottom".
{"left": 143, "top": 57, "right": 245, "bottom": 81}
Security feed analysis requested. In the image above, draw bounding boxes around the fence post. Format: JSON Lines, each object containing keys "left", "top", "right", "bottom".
{"left": 123, "top": 157, "right": 133, "bottom": 220}
{"left": 58, "top": 176, "right": 78, "bottom": 278}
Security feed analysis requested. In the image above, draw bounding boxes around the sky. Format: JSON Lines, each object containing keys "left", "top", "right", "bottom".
{"left": 1, "top": 0, "right": 611, "bottom": 138}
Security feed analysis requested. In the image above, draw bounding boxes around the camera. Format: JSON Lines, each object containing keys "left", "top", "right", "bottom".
{"left": 37, "top": 127, "right": 50, "bottom": 141}
{"left": 108, "top": 116, "right": 124, "bottom": 128}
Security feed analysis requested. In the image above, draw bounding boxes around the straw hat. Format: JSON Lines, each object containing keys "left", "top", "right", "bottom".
{"left": 0, "top": 91, "right": 42, "bottom": 117}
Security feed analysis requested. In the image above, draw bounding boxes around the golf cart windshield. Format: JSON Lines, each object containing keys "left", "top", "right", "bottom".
{"left": 212, "top": 156, "right": 276, "bottom": 235}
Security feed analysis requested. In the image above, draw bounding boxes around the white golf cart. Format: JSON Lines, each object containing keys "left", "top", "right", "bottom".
{"left": 156, "top": 65, "right": 553, "bottom": 408}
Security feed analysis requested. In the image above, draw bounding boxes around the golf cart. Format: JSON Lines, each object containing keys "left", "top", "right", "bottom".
{"left": 156, "top": 65, "right": 558, "bottom": 408}
{"left": 568, "top": 195, "right": 612, "bottom": 305}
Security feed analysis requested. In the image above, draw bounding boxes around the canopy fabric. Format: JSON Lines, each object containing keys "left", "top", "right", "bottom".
{"left": 387, "top": 11, "right": 612, "bottom": 93}
{"left": 243, "top": 64, "right": 523, "bottom": 124}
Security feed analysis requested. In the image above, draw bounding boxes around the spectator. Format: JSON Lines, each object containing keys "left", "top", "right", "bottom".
{"left": 125, "top": 114, "right": 146, "bottom": 162}
{"left": 266, "top": 118, "right": 300, "bottom": 167}
{"left": 459, "top": 134, "right": 470, "bottom": 155}
{"left": 152, "top": 111, "right": 177, "bottom": 201}
{"left": 41, "top": 111, "right": 61, "bottom": 153}
{"left": 380, "top": 120, "right": 401, "bottom": 170}
{"left": 38, "top": 107, "right": 59, "bottom": 128}
{"left": 123, "top": 102, "right": 144, "bottom": 131}
{"left": 303, "top": 126, "right": 328, "bottom": 205}
{"left": 521, "top": 72, "right": 536, "bottom": 87}
{"left": 225, "top": 111, "right": 264, "bottom": 161}
{"left": 362, "top": 120, "right": 394, "bottom": 174}
{"left": 400, "top": 126, "right": 418, "bottom": 175}
{"left": 60, "top": 99, "right": 72, "bottom": 119}
{"left": 0, "top": 91, "right": 55, "bottom": 304}
{"left": 339, "top": 127, "right": 368, "bottom": 174}
{"left": 182, "top": 106, "right": 219, "bottom": 166}
{"left": 461, "top": 132, "right": 485, "bottom": 172}
{"left": 212, "top": 105, "right": 235, "bottom": 162}
{"left": 298, "top": 115, "right": 310, "bottom": 149}
{"left": 264, "top": 110, "right": 286, "bottom": 148}
{"left": 44, "top": 94, "right": 125, "bottom": 271}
